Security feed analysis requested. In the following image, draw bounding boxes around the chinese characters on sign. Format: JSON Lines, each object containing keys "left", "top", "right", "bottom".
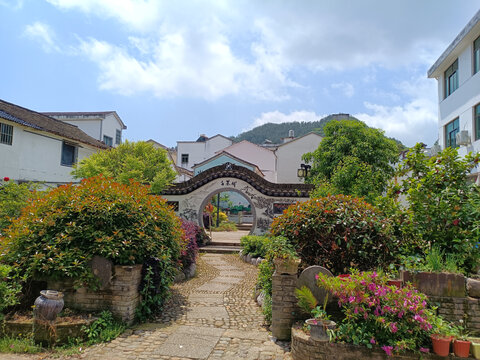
{"left": 220, "top": 180, "right": 237, "bottom": 187}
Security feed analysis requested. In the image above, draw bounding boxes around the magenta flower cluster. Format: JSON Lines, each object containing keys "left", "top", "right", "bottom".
{"left": 317, "top": 271, "right": 435, "bottom": 356}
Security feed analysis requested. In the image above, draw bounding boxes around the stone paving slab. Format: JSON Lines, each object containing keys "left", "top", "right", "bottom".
{"left": 223, "top": 329, "right": 270, "bottom": 340}
{"left": 155, "top": 325, "right": 224, "bottom": 359}
{"left": 188, "top": 293, "right": 224, "bottom": 305}
{"left": 210, "top": 277, "right": 243, "bottom": 284}
{"left": 196, "top": 282, "right": 233, "bottom": 292}
{"left": 187, "top": 306, "right": 229, "bottom": 320}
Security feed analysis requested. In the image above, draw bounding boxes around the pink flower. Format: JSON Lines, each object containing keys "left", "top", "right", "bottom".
{"left": 389, "top": 322, "right": 398, "bottom": 333}
{"left": 315, "top": 274, "right": 319, "bottom": 280}
{"left": 381, "top": 345, "right": 393, "bottom": 356}
{"left": 370, "top": 338, "right": 376, "bottom": 344}
{"left": 419, "top": 347, "right": 429, "bottom": 353}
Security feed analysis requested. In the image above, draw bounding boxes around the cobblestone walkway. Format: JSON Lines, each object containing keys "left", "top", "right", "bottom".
{"left": 76, "top": 254, "right": 291, "bottom": 360}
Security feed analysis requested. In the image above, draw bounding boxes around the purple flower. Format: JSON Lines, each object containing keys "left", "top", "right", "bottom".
{"left": 370, "top": 338, "right": 376, "bottom": 344}
{"left": 389, "top": 322, "right": 398, "bottom": 333}
{"left": 419, "top": 347, "right": 429, "bottom": 353}
{"left": 381, "top": 345, "right": 393, "bottom": 356}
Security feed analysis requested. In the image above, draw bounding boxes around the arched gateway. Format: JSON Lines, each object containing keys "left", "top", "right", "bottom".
{"left": 162, "top": 163, "right": 314, "bottom": 235}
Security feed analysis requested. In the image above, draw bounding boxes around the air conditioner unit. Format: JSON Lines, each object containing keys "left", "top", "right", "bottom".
{"left": 456, "top": 130, "right": 470, "bottom": 146}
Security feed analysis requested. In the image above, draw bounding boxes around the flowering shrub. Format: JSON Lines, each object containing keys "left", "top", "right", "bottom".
{"left": 179, "top": 219, "right": 200, "bottom": 270}
{"left": 270, "top": 195, "right": 396, "bottom": 273}
{"left": 0, "top": 176, "right": 184, "bottom": 288}
{"left": 318, "top": 271, "right": 437, "bottom": 355}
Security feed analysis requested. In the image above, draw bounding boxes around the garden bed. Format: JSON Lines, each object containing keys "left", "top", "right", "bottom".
{"left": 291, "top": 326, "right": 474, "bottom": 360}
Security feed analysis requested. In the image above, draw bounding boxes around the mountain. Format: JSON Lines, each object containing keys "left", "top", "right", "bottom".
{"left": 232, "top": 113, "right": 359, "bottom": 144}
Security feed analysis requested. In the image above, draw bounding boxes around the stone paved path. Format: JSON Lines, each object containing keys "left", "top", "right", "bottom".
{"left": 76, "top": 254, "right": 291, "bottom": 360}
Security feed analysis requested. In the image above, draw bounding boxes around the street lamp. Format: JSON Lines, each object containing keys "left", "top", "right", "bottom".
{"left": 297, "top": 163, "right": 311, "bottom": 178}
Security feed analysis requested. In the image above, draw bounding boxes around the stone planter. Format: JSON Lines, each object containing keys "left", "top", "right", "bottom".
{"left": 274, "top": 258, "right": 301, "bottom": 275}
{"left": 401, "top": 271, "right": 465, "bottom": 297}
{"left": 305, "top": 318, "right": 336, "bottom": 341}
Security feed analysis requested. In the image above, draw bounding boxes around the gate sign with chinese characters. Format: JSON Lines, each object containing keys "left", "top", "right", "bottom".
{"left": 161, "top": 163, "right": 313, "bottom": 235}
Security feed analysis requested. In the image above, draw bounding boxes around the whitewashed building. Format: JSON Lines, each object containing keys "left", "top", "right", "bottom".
{"left": 274, "top": 132, "right": 323, "bottom": 183}
{"left": 428, "top": 9, "right": 480, "bottom": 181}
{"left": 43, "top": 111, "right": 127, "bottom": 148}
{"left": 0, "top": 99, "right": 108, "bottom": 187}
{"left": 176, "top": 134, "right": 233, "bottom": 171}
{"left": 146, "top": 139, "right": 193, "bottom": 183}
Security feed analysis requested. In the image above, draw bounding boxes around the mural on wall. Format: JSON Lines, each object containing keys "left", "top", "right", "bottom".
{"left": 161, "top": 164, "right": 313, "bottom": 235}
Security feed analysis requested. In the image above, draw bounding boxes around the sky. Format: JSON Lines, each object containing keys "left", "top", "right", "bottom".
{"left": 1, "top": 1, "right": 479, "bottom": 148}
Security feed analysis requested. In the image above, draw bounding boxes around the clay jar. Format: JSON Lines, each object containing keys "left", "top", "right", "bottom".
{"left": 34, "top": 290, "right": 64, "bottom": 321}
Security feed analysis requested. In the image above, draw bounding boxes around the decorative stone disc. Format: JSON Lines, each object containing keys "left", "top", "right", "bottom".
{"left": 296, "top": 265, "right": 333, "bottom": 305}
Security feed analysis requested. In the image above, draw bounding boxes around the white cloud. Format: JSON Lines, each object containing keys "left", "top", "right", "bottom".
{"left": 354, "top": 77, "right": 438, "bottom": 147}
{"left": 331, "top": 82, "right": 355, "bottom": 98}
{"left": 246, "top": 110, "right": 324, "bottom": 131}
{"left": 23, "top": 22, "right": 60, "bottom": 53}
{"left": 0, "top": 0, "right": 23, "bottom": 9}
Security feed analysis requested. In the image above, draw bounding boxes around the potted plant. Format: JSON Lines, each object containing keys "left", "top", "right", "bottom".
{"left": 295, "top": 285, "right": 335, "bottom": 341}
{"left": 270, "top": 237, "right": 300, "bottom": 275}
{"left": 430, "top": 317, "right": 454, "bottom": 357}
{"left": 452, "top": 321, "right": 471, "bottom": 358}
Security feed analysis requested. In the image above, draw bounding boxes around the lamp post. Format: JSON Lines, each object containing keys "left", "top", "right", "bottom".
{"left": 297, "top": 163, "right": 311, "bottom": 179}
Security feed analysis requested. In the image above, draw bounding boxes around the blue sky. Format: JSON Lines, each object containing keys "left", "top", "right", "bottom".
{"left": 1, "top": 1, "right": 479, "bottom": 148}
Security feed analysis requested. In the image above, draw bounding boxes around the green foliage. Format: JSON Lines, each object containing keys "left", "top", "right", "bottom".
{"left": 303, "top": 120, "right": 398, "bottom": 202}
{"left": 270, "top": 195, "right": 396, "bottom": 274}
{"left": 257, "top": 260, "right": 274, "bottom": 296}
{"left": 83, "top": 311, "right": 126, "bottom": 344}
{"left": 240, "top": 235, "right": 270, "bottom": 258}
{"left": 0, "top": 264, "right": 23, "bottom": 312}
{"left": 383, "top": 144, "right": 480, "bottom": 274}
{"left": 72, "top": 140, "right": 176, "bottom": 194}
{"left": 262, "top": 293, "right": 272, "bottom": 323}
{"left": 1, "top": 175, "right": 184, "bottom": 288}
{"left": 0, "top": 181, "right": 40, "bottom": 234}
{"left": 0, "top": 335, "right": 43, "bottom": 354}
{"left": 211, "top": 221, "right": 238, "bottom": 232}
{"left": 295, "top": 286, "right": 318, "bottom": 315}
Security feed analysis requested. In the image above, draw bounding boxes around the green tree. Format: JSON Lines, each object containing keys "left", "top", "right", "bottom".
{"left": 383, "top": 144, "right": 480, "bottom": 273}
{"left": 72, "top": 141, "right": 176, "bottom": 193}
{"left": 303, "top": 120, "right": 398, "bottom": 202}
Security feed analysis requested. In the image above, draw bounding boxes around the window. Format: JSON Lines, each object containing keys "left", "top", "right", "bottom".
{"left": 445, "top": 118, "right": 459, "bottom": 148}
{"left": 474, "top": 36, "right": 480, "bottom": 75}
{"left": 475, "top": 104, "right": 480, "bottom": 141}
{"left": 444, "top": 59, "right": 458, "bottom": 98}
{"left": 0, "top": 122, "right": 13, "bottom": 145}
{"left": 103, "top": 135, "right": 113, "bottom": 147}
{"left": 61, "top": 142, "right": 77, "bottom": 166}
{"left": 181, "top": 154, "right": 189, "bottom": 165}
{"left": 115, "top": 129, "right": 121, "bottom": 145}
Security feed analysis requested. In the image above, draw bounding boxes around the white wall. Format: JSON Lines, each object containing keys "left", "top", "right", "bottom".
{"left": 177, "top": 136, "right": 233, "bottom": 170}
{"left": 223, "top": 141, "right": 277, "bottom": 182}
{"left": 62, "top": 119, "right": 101, "bottom": 141}
{"left": 102, "top": 113, "right": 123, "bottom": 146}
{"left": 0, "top": 123, "right": 98, "bottom": 184}
{"left": 276, "top": 133, "right": 323, "bottom": 183}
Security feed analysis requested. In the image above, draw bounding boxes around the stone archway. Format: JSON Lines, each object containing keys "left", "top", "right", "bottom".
{"left": 162, "top": 163, "right": 313, "bottom": 235}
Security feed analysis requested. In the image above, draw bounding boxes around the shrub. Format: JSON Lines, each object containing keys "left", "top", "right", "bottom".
{"left": 83, "top": 310, "right": 126, "bottom": 344}
{"left": 0, "top": 264, "right": 22, "bottom": 312}
{"left": 0, "top": 180, "right": 40, "bottom": 234}
{"left": 0, "top": 175, "right": 184, "bottom": 288}
{"left": 318, "top": 270, "right": 438, "bottom": 355}
{"left": 240, "top": 235, "right": 270, "bottom": 258}
{"left": 180, "top": 219, "right": 200, "bottom": 270}
{"left": 270, "top": 195, "right": 396, "bottom": 274}
{"left": 382, "top": 144, "right": 480, "bottom": 274}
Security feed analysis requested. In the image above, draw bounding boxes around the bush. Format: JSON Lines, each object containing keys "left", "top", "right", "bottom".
{"left": 240, "top": 235, "right": 270, "bottom": 258}
{"left": 0, "top": 175, "right": 184, "bottom": 288}
{"left": 318, "top": 271, "right": 439, "bottom": 355}
{"left": 180, "top": 219, "right": 200, "bottom": 270}
{"left": 270, "top": 195, "right": 396, "bottom": 274}
{"left": 83, "top": 310, "right": 126, "bottom": 344}
{"left": 0, "top": 264, "right": 22, "bottom": 312}
{"left": 0, "top": 180, "right": 40, "bottom": 234}
{"left": 382, "top": 144, "right": 480, "bottom": 274}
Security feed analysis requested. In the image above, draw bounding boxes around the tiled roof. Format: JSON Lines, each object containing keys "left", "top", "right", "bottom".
{"left": 0, "top": 99, "right": 108, "bottom": 149}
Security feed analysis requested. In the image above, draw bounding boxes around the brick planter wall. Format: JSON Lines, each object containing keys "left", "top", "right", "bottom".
{"left": 430, "top": 296, "right": 480, "bottom": 334}
{"left": 291, "top": 327, "right": 466, "bottom": 360}
{"left": 48, "top": 264, "right": 142, "bottom": 324}
{"left": 271, "top": 272, "right": 298, "bottom": 340}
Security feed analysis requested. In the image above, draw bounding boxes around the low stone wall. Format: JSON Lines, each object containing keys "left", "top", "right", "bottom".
{"left": 291, "top": 327, "right": 461, "bottom": 360}
{"left": 430, "top": 296, "right": 480, "bottom": 335}
{"left": 48, "top": 264, "right": 142, "bottom": 324}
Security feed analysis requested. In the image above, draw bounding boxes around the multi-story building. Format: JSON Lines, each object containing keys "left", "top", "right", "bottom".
{"left": 428, "top": 9, "right": 480, "bottom": 181}
{"left": 0, "top": 99, "right": 107, "bottom": 187}
{"left": 43, "top": 111, "right": 127, "bottom": 147}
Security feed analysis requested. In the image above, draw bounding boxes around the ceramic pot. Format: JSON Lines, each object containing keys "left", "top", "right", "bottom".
{"left": 470, "top": 338, "right": 480, "bottom": 359}
{"left": 274, "top": 258, "right": 301, "bottom": 275}
{"left": 430, "top": 334, "right": 452, "bottom": 357}
{"left": 34, "top": 290, "right": 64, "bottom": 321}
{"left": 305, "top": 318, "right": 336, "bottom": 341}
{"left": 453, "top": 339, "right": 471, "bottom": 358}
